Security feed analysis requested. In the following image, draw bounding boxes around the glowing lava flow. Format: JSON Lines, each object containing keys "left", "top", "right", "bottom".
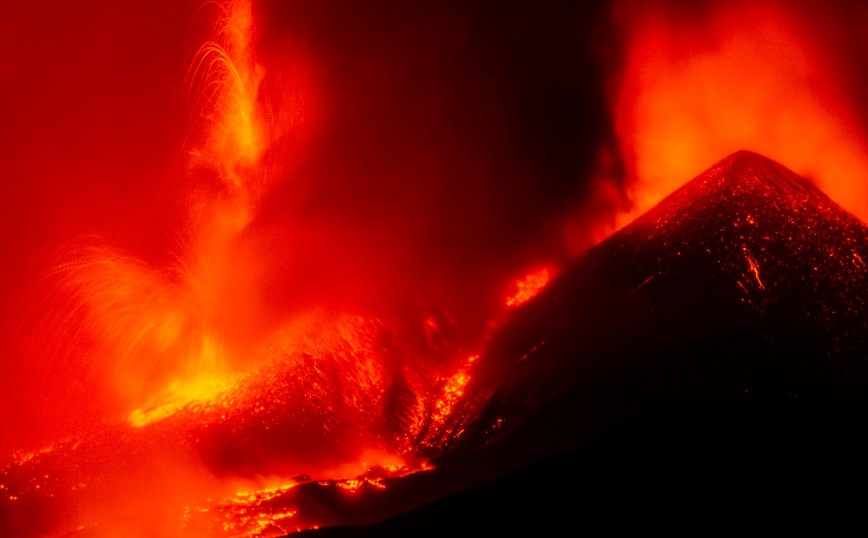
{"left": 506, "top": 269, "right": 552, "bottom": 308}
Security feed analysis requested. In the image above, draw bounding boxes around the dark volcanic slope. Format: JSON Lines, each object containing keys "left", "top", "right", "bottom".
{"left": 301, "top": 150, "right": 868, "bottom": 536}
{"left": 455, "top": 149, "right": 868, "bottom": 462}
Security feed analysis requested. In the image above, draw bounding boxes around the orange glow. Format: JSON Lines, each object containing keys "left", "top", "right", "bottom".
{"left": 612, "top": 0, "right": 868, "bottom": 230}
{"left": 5, "top": 0, "right": 868, "bottom": 535}
{"left": 506, "top": 268, "right": 552, "bottom": 307}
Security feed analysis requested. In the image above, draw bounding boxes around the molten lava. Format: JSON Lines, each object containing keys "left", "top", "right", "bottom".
{"left": 506, "top": 269, "right": 552, "bottom": 308}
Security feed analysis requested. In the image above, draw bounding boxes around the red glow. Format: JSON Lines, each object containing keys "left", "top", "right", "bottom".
{"left": 1, "top": 0, "right": 867, "bottom": 536}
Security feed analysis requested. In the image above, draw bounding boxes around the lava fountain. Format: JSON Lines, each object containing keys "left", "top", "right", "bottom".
{"left": 2, "top": 0, "right": 590, "bottom": 534}
{"left": 1, "top": 0, "right": 868, "bottom": 536}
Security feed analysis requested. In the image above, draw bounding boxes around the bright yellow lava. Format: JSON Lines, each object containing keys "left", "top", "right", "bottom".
{"left": 128, "top": 375, "right": 235, "bottom": 427}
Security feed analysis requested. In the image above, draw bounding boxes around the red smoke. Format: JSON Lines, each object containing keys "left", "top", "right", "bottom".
{"left": 611, "top": 0, "right": 868, "bottom": 227}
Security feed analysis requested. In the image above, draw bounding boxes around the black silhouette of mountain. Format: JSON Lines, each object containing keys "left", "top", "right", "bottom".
{"left": 297, "top": 150, "right": 868, "bottom": 536}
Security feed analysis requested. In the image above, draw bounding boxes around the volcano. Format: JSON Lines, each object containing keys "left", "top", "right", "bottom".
{"left": 3, "top": 151, "right": 867, "bottom": 537}
{"left": 453, "top": 149, "right": 868, "bottom": 457}
{"left": 296, "top": 150, "right": 868, "bottom": 535}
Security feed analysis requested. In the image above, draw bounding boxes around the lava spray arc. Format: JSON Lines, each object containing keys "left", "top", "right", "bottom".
{"left": 11, "top": 0, "right": 309, "bottom": 438}
{"left": 0, "top": 0, "right": 433, "bottom": 533}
